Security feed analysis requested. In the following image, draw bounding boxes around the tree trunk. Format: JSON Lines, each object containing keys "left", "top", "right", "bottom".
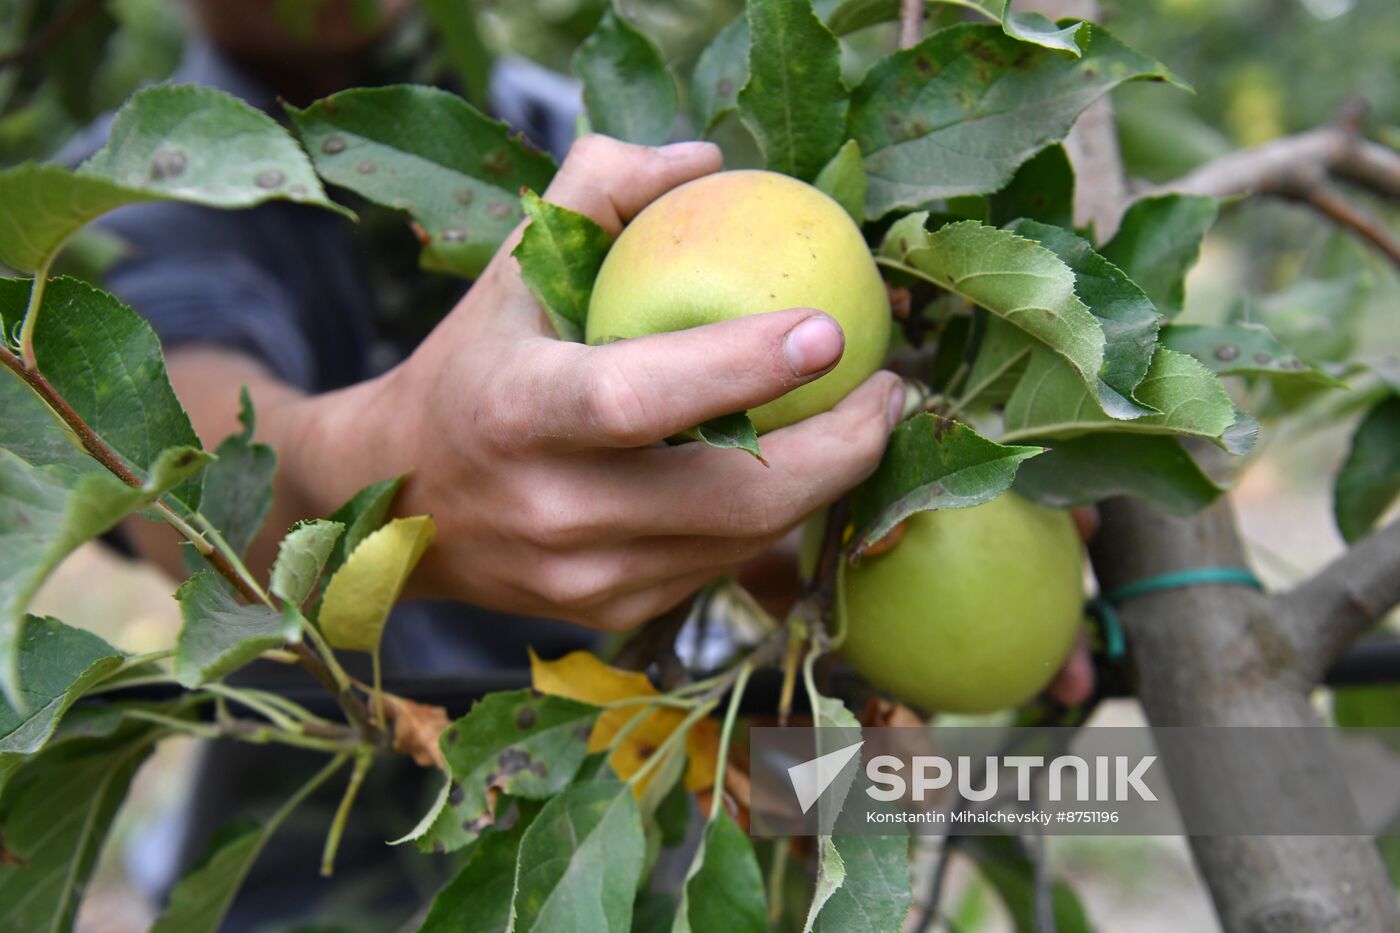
{"left": 1089, "top": 496, "right": 1399, "bottom": 932}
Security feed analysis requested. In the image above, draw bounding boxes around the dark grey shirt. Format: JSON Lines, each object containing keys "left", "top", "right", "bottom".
{"left": 71, "top": 44, "right": 595, "bottom": 676}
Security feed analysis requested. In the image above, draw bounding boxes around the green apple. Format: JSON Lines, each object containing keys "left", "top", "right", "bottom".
{"left": 585, "top": 169, "right": 891, "bottom": 433}
{"left": 834, "top": 494, "right": 1084, "bottom": 714}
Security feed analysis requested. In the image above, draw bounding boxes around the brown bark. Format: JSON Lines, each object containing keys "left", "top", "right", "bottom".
{"left": 1090, "top": 497, "right": 1400, "bottom": 932}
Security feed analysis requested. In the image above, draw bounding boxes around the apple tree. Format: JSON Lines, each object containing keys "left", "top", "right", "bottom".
{"left": 1, "top": 0, "right": 1398, "bottom": 930}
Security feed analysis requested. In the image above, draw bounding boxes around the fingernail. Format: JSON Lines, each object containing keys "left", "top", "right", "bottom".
{"left": 886, "top": 380, "right": 907, "bottom": 430}
{"left": 784, "top": 315, "right": 844, "bottom": 377}
{"left": 658, "top": 141, "right": 717, "bottom": 160}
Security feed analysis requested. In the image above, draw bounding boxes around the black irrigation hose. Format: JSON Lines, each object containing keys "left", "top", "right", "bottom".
{"left": 83, "top": 637, "right": 1400, "bottom": 718}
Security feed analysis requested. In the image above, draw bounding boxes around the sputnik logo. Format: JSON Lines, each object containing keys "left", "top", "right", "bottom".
{"left": 787, "top": 740, "right": 864, "bottom": 814}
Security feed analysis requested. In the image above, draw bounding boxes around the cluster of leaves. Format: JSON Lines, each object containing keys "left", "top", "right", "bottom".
{"left": 1, "top": 0, "right": 1397, "bottom": 930}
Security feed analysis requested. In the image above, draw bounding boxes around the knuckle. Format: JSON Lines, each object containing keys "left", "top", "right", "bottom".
{"left": 517, "top": 486, "right": 588, "bottom": 549}
{"left": 566, "top": 134, "right": 616, "bottom": 169}
{"left": 584, "top": 362, "right": 651, "bottom": 446}
{"left": 532, "top": 558, "right": 605, "bottom": 611}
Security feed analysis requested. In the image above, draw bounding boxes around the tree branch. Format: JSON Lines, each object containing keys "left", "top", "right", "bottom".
{"left": 1090, "top": 496, "right": 1400, "bottom": 931}
{"left": 1276, "top": 519, "right": 1400, "bottom": 681}
{"left": 1275, "top": 181, "right": 1400, "bottom": 268}
{"left": 1154, "top": 107, "right": 1400, "bottom": 267}
{"left": 898, "top": 0, "right": 924, "bottom": 49}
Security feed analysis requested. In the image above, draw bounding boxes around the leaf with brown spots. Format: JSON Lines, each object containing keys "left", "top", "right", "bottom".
{"left": 411, "top": 689, "right": 597, "bottom": 854}
{"left": 848, "top": 413, "right": 1043, "bottom": 556}
{"left": 0, "top": 84, "right": 348, "bottom": 273}
{"left": 850, "top": 23, "right": 1184, "bottom": 218}
{"left": 287, "top": 85, "right": 556, "bottom": 279}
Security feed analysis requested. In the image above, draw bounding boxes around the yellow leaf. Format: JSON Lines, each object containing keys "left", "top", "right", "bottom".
{"left": 685, "top": 717, "right": 720, "bottom": 793}
{"left": 531, "top": 649, "right": 720, "bottom": 796}
{"left": 319, "top": 516, "right": 435, "bottom": 652}
{"left": 529, "top": 649, "right": 657, "bottom": 706}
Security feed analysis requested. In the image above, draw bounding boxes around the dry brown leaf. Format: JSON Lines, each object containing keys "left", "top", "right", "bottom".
{"left": 381, "top": 693, "right": 450, "bottom": 769}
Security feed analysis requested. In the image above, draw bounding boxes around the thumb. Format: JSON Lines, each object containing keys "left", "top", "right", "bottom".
{"left": 543, "top": 135, "right": 723, "bottom": 235}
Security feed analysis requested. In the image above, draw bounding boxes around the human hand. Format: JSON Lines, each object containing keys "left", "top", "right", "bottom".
{"left": 304, "top": 136, "right": 904, "bottom": 631}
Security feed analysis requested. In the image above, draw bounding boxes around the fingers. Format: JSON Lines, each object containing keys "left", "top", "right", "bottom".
{"left": 521, "top": 309, "right": 847, "bottom": 449}
{"left": 1045, "top": 632, "right": 1094, "bottom": 706}
{"left": 581, "top": 568, "right": 724, "bottom": 633}
{"left": 543, "top": 135, "right": 723, "bottom": 235}
{"left": 595, "top": 371, "right": 904, "bottom": 537}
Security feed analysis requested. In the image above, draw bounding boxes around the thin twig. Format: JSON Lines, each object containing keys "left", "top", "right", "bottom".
{"left": 708, "top": 661, "right": 753, "bottom": 822}
{"left": 1, "top": 340, "right": 378, "bottom": 741}
{"left": 1275, "top": 181, "right": 1400, "bottom": 268}
{"left": 2, "top": 344, "right": 145, "bottom": 486}
{"left": 898, "top": 0, "right": 925, "bottom": 49}
{"left": 1154, "top": 102, "right": 1400, "bottom": 267}
{"left": 321, "top": 750, "right": 373, "bottom": 876}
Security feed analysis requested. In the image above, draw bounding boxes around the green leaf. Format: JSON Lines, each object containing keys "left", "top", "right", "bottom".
{"left": 0, "top": 443, "right": 209, "bottom": 707}
{"left": 691, "top": 15, "right": 748, "bottom": 135}
{"left": 321, "top": 475, "right": 405, "bottom": 588}
{"left": 287, "top": 85, "right": 556, "bottom": 279}
{"left": 319, "top": 515, "right": 435, "bottom": 653}
{"left": 803, "top": 837, "right": 847, "bottom": 933}
{"left": 849, "top": 414, "right": 1043, "bottom": 554}
{"left": 418, "top": 690, "right": 598, "bottom": 854}
{"left": 174, "top": 571, "right": 300, "bottom": 687}
{"left": 672, "top": 812, "right": 767, "bottom": 933}
{"left": 0, "top": 715, "right": 163, "bottom": 932}
{"left": 149, "top": 819, "right": 265, "bottom": 933}
{"left": 573, "top": 6, "right": 678, "bottom": 146}
{"left": 419, "top": 0, "right": 493, "bottom": 108}
{"left": 654, "top": 774, "right": 691, "bottom": 848}
{"left": 987, "top": 145, "right": 1074, "bottom": 230}
{"left": 1013, "top": 434, "right": 1225, "bottom": 517}
{"left": 812, "top": 835, "right": 912, "bottom": 933}
{"left": 150, "top": 753, "right": 345, "bottom": 933}
{"left": 418, "top": 803, "right": 538, "bottom": 933}
{"left": 882, "top": 219, "right": 1145, "bottom": 419}
{"left": 813, "top": 139, "right": 866, "bottom": 224}
{"left": 188, "top": 389, "right": 275, "bottom": 563}
{"left": 1160, "top": 323, "right": 1345, "bottom": 387}
{"left": 1008, "top": 220, "right": 1160, "bottom": 406}
{"left": 0, "top": 616, "right": 123, "bottom": 755}
{"left": 960, "top": 835, "right": 1095, "bottom": 933}
{"left": 270, "top": 519, "right": 345, "bottom": 608}
{"left": 682, "top": 412, "right": 763, "bottom": 460}
{"left": 511, "top": 777, "right": 646, "bottom": 933}
{"left": 999, "top": 7, "right": 1085, "bottom": 56}
{"left": 513, "top": 190, "right": 612, "bottom": 342}
{"left": 850, "top": 23, "right": 1180, "bottom": 218}
{"left": 1000, "top": 347, "right": 1239, "bottom": 448}
{"left": 1101, "top": 194, "right": 1218, "bottom": 318}
{"left": 739, "top": 0, "right": 849, "bottom": 181}
{"left": 0, "top": 276, "right": 206, "bottom": 511}
{"left": 1333, "top": 685, "right": 1400, "bottom": 728}
{"left": 1335, "top": 395, "right": 1400, "bottom": 544}
{"left": 1245, "top": 273, "right": 1370, "bottom": 364}
{"left": 0, "top": 85, "right": 346, "bottom": 273}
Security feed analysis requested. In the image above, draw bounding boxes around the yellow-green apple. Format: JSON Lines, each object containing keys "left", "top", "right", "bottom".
{"left": 585, "top": 169, "right": 890, "bottom": 433}
{"left": 834, "top": 494, "right": 1084, "bottom": 713}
